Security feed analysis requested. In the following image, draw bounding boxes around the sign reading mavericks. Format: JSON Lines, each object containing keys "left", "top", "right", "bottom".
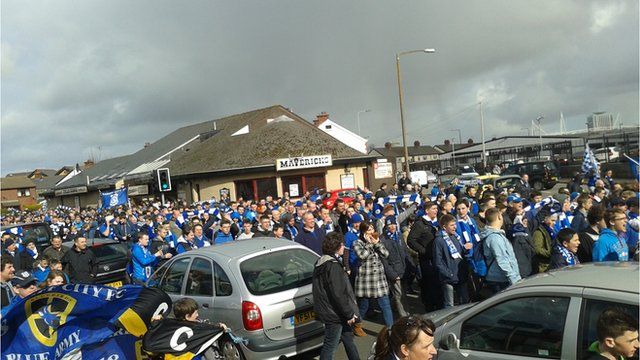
{"left": 276, "top": 154, "right": 333, "bottom": 171}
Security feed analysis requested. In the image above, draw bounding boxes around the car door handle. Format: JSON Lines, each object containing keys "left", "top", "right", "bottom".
{"left": 202, "top": 303, "right": 210, "bottom": 308}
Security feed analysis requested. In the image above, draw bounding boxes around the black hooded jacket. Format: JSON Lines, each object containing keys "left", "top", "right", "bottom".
{"left": 312, "top": 255, "right": 358, "bottom": 324}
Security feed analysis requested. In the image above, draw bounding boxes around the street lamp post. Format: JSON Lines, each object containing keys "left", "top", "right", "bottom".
{"left": 450, "top": 129, "right": 462, "bottom": 145}
{"left": 479, "top": 101, "right": 487, "bottom": 169}
{"left": 357, "top": 109, "right": 371, "bottom": 137}
{"left": 536, "top": 115, "right": 544, "bottom": 159}
{"left": 396, "top": 48, "right": 436, "bottom": 173}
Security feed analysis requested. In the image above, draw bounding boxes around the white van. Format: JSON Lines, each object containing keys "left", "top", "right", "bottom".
{"left": 410, "top": 170, "right": 437, "bottom": 188}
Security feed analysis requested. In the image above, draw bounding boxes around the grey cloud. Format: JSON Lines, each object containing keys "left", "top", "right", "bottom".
{"left": 1, "top": 0, "right": 637, "bottom": 174}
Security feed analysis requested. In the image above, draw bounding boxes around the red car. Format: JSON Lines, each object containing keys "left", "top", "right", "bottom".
{"left": 322, "top": 188, "right": 358, "bottom": 209}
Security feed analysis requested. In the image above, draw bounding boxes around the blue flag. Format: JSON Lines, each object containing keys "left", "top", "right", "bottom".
{"left": 1, "top": 285, "right": 171, "bottom": 359}
{"left": 625, "top": 153, "right": 640, "bottom": 181}
{"left": 101, "top": 187, "right": 129, "bottom": 209}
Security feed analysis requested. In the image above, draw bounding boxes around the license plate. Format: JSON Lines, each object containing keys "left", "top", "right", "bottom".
{"left": 106, "top": 281, "right": 123, "bottom": 288}
{"left": 290, "top": 310, "right": 315, "bottom": 326}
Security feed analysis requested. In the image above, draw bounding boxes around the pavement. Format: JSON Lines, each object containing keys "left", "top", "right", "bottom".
{"left": 296, "top": 289, "right": 427, "bottom": 360}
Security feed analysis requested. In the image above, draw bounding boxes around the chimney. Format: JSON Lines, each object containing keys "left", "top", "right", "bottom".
{"left": 413, "top": 140, "right": 420, "bottom": 147}
{"left": 83, "top": 159, "right": 95, "bottom": 169}
{"left": 384, "top": 142, "right": 392, "bottom": 149}
{"left": 313, "top": 112, "right": 330, "bottom": 126}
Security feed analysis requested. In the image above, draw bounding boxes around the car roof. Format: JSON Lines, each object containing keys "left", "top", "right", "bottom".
{"left": 1, "top": 222, "right": 48, "bottom": 229}
{"left": 181, "top": 237, "right": 313, "bottom": 261}
{"left": 62, "top": 238, "right": 120, "bottom": 247}
{"left": 510, "top": 262, "right": 638, "bottom": 294}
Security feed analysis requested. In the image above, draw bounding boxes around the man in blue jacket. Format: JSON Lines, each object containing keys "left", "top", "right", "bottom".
{"left": 593, "top": 208, "right": 629, "bottom": 262}
{"left": 213, "top": 220, "right": 234, "bottom": 245}
{"left": 481, "top": 208, "right": 521, "bottom": 294}
{"left": 131, "top": 233, "right": 172, "bottom": 284}
{"left": 295, "top": 212, "right": 325, "bottom": 255}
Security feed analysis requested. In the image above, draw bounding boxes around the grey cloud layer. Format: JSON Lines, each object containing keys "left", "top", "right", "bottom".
{"left": 1, "top": 0, "right": 637, "bottom": 174}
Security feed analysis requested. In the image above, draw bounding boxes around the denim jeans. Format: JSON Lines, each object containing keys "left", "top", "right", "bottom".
{"left": 358, "top": 295, "right": 394, "bottom": 327}
{"left": 442, "top": 282, "right": 470, "bottom": 308}
{"left": 320, "top": 322, "right": 360, "bottom": 360}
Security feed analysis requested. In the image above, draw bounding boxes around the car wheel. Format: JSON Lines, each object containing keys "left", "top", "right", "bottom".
{"left": 533, "top": 181, "right": 543, "bottom": 191}
{"left": 218, "top": 339, "right": 245, "bottom": 360}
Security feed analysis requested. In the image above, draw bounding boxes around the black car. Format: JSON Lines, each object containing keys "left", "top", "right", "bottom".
{"left": 1, "top": 222, "right": 52, "bottom": 251}
{"left": 62, "top": 238, "right": 130, "bottom": 288}
{"left": 503, "top": 160, "right": 559, "bottom": 190}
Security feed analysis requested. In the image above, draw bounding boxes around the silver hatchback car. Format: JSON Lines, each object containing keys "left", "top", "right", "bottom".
{"left": 425, "top": 262, "right": 639, "bottom": 360}
{"left": 147, "top": 238, "right": 324, "bottom": 359}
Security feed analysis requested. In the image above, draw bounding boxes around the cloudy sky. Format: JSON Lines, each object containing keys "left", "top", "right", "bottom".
{"left": 2, "top": 0, "right": 638, "bottom": 175}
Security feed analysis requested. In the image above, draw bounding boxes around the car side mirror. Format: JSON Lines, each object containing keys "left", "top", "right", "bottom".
{"left": 439, "top": 332, "right": 460, "bottom": 351}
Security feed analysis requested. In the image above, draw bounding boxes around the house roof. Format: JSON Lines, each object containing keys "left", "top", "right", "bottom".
{"left": 55, "top": 105, "right": 376, "bottom": 190}
{"left": 374, "top": 145, "right": 440, "bottom": 158}
{"left": 434, "top": 143, "right": 476, "bottom": 153}
{"left": 168, "top": 105, "right": 374, "bottom": 176}
{"left": 1, "top": 176, "right": 35, "bottom": 190}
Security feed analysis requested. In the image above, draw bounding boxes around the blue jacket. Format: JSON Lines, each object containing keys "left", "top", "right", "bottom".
{"left": 433, "top": 232, "right": 469, "bottom": 284}
{"left": 571, "top": 209, "right": 589, "bottom": 233}
{"left": 294, "top": 226, "right": 325, "bottom": 255}
{"left": 213, "top": 231, "right": 234, "bottom": 245}
{"left": 481, "top": 227, "right": 521, "bottom": 285}
{"left": 131, "top": 243, "right": 159, "bottom": 282}
{"left": 627, "top": 212, "right": 639, "bottom": 252}
{"left": 593, "top": 229, "right": 629, "bottom": 262}
{"left": 344, "top": 229, "right": 360, "bottom": 268}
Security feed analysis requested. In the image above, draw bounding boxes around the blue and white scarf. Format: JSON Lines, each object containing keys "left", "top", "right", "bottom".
{"left": 385, "top": 230, "right": 398, "bottom": 242}
{"left": 287, "top": 224, "right": 298, "bottom": 239}
{"left": 424, "top": 215, "right": 439, "bottom": 229}
{"left": 555, "top": 243, "right": 579, "bottom": 266}
{"left": 442, "top": 231, "right": 463, "bottom": 259}
{"left": 27, "top": 248, "right": 38, "bottom": 259}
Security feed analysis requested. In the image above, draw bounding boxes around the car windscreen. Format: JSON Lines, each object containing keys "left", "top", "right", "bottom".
{"left": 91, "top": 242, "right": 129, "bottom": 263}
{"left": 240, "top": 248, "right": 318, "bottom": 295}
{"left": 21, "top": 225, "right": 50, "bottom": 247}
{"left": 544, "top": 161, "right": 558, "bottom": 171}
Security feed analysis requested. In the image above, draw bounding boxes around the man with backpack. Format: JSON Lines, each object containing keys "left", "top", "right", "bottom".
{"left": 481, "top": 208, "right": 521, "bottom": 295}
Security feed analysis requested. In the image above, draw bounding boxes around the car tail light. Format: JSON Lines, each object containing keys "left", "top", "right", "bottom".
{"left": 242, "top": 301, "right": 263, "bottom": 331}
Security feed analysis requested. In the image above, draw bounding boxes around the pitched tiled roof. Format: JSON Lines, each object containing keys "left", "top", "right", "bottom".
{"left": 168, "top": 105, "right": 373, "bottom": 176}
{"left": 1, "top": 176, "right": 35, "bottom": 189}
{"left": 434, "top": 143, "right": 476, "bottom": 153}
{"left": 374, "top": 145, "right": 440, "bottom": 157}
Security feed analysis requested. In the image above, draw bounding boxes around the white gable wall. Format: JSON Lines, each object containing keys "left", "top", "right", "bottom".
{"left": 317, "top": 119, "right": 368, "bottom": 154}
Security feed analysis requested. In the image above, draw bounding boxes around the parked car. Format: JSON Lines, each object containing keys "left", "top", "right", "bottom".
{"left": 459, "top": 165, "right": 479, "bottom": 177}
{"left": 1, "top": 222, "right": 52, "bottom": 252}
{"left": 410, "top": 170, "right": 437, "bottom": 188}
{"left": 503, "top": 160, "right": 558, "bottom": 190}
{"left": 593, "top": 147, "right": 620, "bottom": 162}
{"left": 477, "top": 174, "right": 523, "bottom": 194}
{"left": 62, "top": 238, "right": 130, "bottom": 288}
{"left": 147, "top": 238, "right": 324, "bottom": 360}
{"left": 322, "top": 188, "right": 357, "bottom": 209}
{"left": 426, "top": 262, "right": 638, "bottom": 360}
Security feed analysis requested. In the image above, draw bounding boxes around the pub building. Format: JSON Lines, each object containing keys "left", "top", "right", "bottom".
{"left": 48, "top": 105, "right": 384, "bottom": 207}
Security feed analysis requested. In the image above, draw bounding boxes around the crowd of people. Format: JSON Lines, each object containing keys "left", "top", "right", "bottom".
{"left": 0, "top": 168, "right": 638, "bottom": 359}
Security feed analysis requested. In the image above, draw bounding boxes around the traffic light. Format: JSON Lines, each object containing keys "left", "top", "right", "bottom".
{"left": 157, "top": 168, "right": 172, "bottom": 192}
